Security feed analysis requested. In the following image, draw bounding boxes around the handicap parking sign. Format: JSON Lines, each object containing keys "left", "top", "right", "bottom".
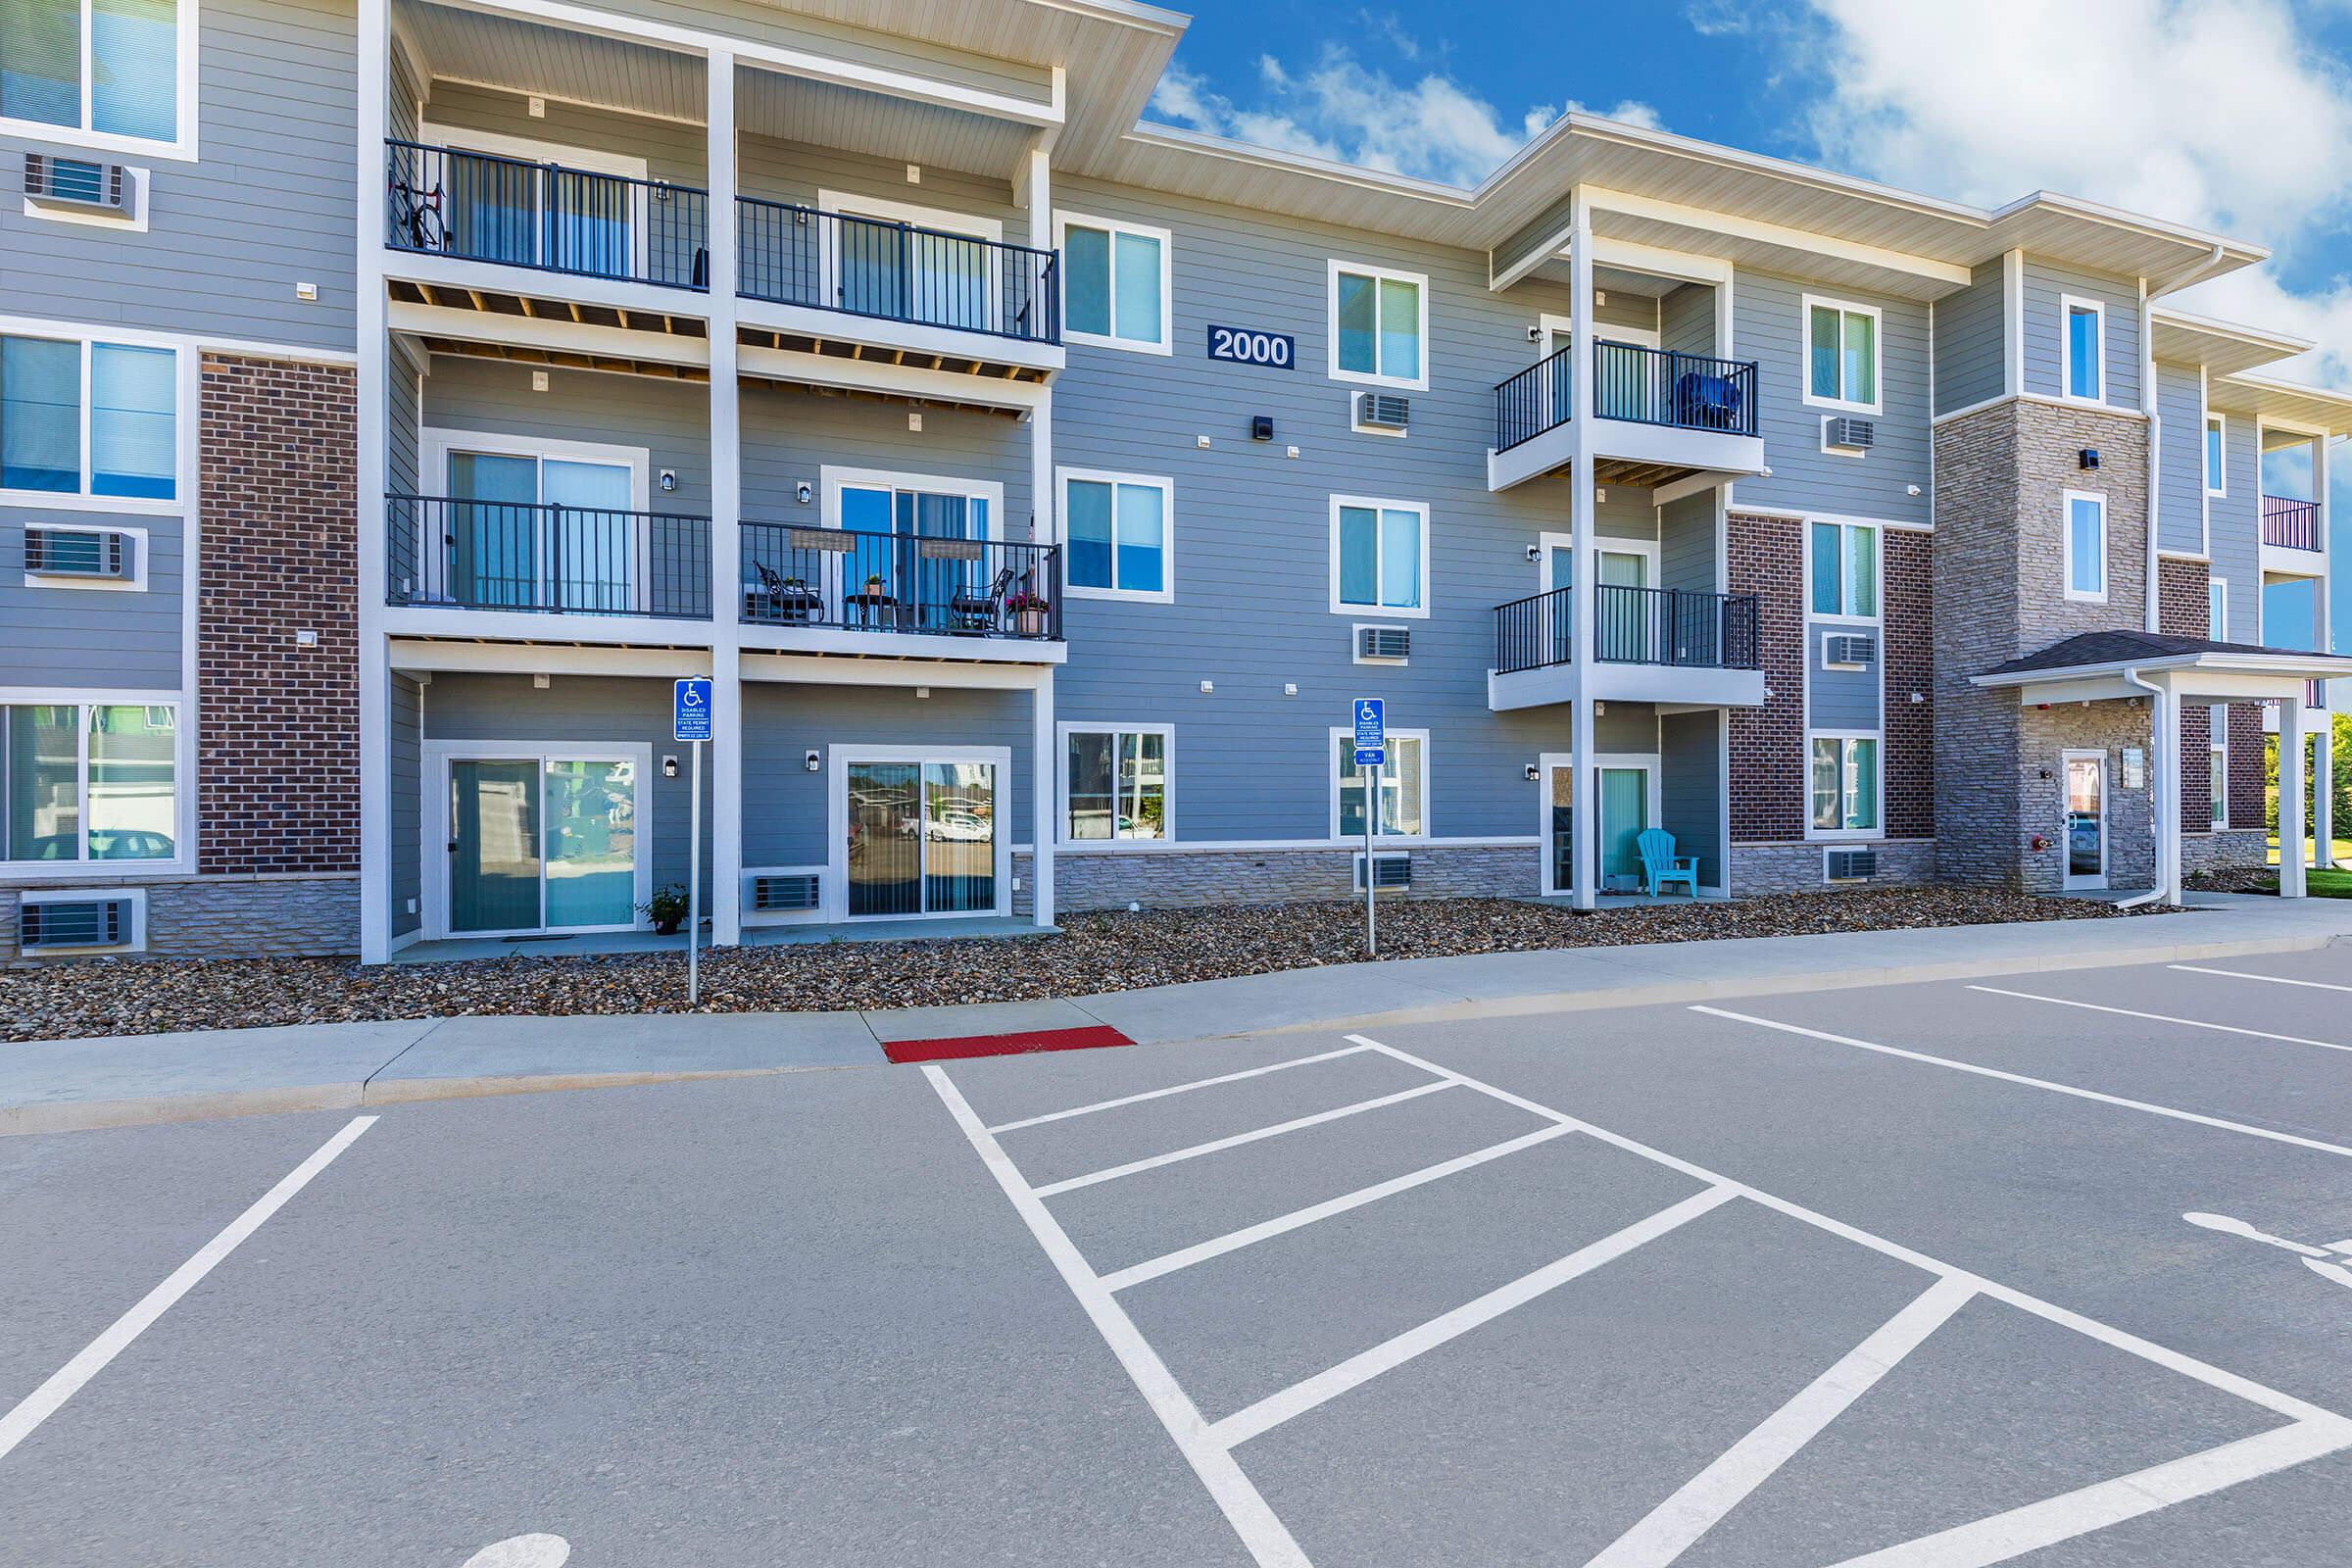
{"left": 673, "top": 677, "right": 713, "bottom": 742}
{"left": 1352, "top": 697, "right": 1385, "bottom": 766}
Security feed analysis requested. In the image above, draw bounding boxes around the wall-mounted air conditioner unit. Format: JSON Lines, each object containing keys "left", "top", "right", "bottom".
{"left": 19, "top": 891, "right": 142, "bottom": 955}
{"left": 751, "top": 872, "right": 821, "bottom": 912}
{"left": 24, "top": 152, "right": 131, "bottom": 216}
{"left": 1353, "top": 852, "right": 1412, "bottom": 892}
{"left": 1825, "top": 848, "right": 1879, "bottom": 883}
{"left": 1823, "top": 416, "right": 1876, "bottom": 454}
{"left": 24, "top": 524, "right": 135, "bottom": 580}
{"left": 1823, "top": 632, "right": 1877, "bottom": 669}
{"left": 1355, "top": 625, "right": 1410, "bottom": 662}
{"left": 1356, "top": 393, "right": 1410, "bottom": 432}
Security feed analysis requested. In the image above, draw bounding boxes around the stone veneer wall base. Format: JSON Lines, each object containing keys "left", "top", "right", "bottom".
{"left": 0, "top": 874, "right": 360, "bottom": 964}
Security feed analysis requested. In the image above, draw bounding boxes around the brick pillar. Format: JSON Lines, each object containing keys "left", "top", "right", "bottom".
{"left": 2228, "top": 703, "right": 2267, "bottom": 831}
{"left": 1883, "top": 528, "right": 1934, "bottom": 838}
{"left": 1727, "top": 511, "right": 1805, "bottom": 843}
{"left": 2156, "top": 558, "right": 2213, "bottom": 837}
{"left": 197, "top": 355, "right": 361, "bottom": 875}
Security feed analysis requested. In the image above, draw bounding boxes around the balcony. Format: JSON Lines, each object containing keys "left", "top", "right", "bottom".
{"left": 1490, "top": 584, "right": 1765, "bottom": 710}
{"left": 740, "top": 521, "right": 1060, "bottom": 649}
{"left": 2261, "top": 495, "right": 2326, "bottom": 580}
{"left": 1490, "top": 341, "right": 1766, "bottom": 493}
{"left": 385, "top": 495, "right": 712, "bottom": 623}
{"left": 385, "top": 140, "right": 710, "bottom": 293}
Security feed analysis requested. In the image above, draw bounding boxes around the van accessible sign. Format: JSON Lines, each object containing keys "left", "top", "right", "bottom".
{"left": 1352, "top": 697, "right": 1385, "bottom": 767}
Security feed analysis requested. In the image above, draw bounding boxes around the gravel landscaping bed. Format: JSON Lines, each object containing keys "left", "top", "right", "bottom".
{"left": 2, "top": 885, "right": 2155, "bottom": 1043}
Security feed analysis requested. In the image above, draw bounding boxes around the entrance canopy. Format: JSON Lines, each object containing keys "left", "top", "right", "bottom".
{"left": 1974, "top": 630, "right": 2352, "bottom": 904}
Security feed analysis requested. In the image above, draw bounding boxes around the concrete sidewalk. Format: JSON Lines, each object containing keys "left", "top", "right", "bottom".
{"left": 7, "top": 893, "right": 2349, "bottom": 1136}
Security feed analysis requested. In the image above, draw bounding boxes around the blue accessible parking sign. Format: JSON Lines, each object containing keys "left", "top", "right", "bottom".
{"left": 673, "top": 677, "right": 713, "bottom": 743}
{"left": 1352, "top": 697, "right": 1385, "bottom": 767}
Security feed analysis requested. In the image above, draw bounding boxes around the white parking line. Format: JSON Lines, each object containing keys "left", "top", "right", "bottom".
{"left": 1102, "top": 1123, "right": 1577, "bottom": 1294}
{"left": 924, "top": 1066, "right": 1313, "bottom": 1568}
{"left": 1966, "top": 985, "right": 2352, "bottom": 1054}
{"left": 1030, "top": 1081, "right": 1453, "bottom": 1199}
{"left": 0, "top": 1115, "right": 377, "bottom": 1466}
{"left": 1690, "top": 1006, "right": 2352, "bottom": 1163}
{"left": 985, "top": 1045, "right": 1374, "bottom": 1134}
{"left": 1206, "top": 1186, "right": 1739, "bottom": 1451}
{"left": 2171, "top": 963, "right": 2352, "bottom": 995}
{"left": 1585, "top": 1276, "right": 1978, "bottom": 1568}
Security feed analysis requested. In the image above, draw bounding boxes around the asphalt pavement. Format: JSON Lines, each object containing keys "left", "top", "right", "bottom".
{"left": 7, "top": 944, "right": 2352, "bottom": 1565}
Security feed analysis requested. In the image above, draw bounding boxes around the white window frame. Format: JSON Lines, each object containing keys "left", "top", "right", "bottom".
{"left": 422, "top": 428, "right": 652, "bottom": 510}
{"left": 422, "top": 740, "right": 655, "bottom": 940}
{"left": 420, "top": 122, "right": 655, "bottom": 279}
{"left": 1054, "top": 721, "right": 1173, "bottom": 847}
{"left": 0, "top": 692, "right": 189, "bottom": 875}
{"left": 1804, "top": 517, "right": 1882, "bottom": 624}
{"left": 0, "top": 331, "right": 183, "bottom": 513}
{"left": 819, "top": 464, "right": 1004, "bottom": 536}
{"left": 1328, "top": 726, "right": 1430, "bottom": 842}
{"left": 1328, "top": 494, "right": 1431, "bottom": 619}
{"left": 2208, "top": 576, "right": 2229, "bottom": 641}
{"left": 1806, "top": 729, "right": 1883, "bottom": 841}
{"left": 1056, "top": 466, "right": 1173, "bottom": 604}
{"left": 2063, "top": 488, "right": 2108, "bottom": 603}
{"left": 2210, "top": 709, "right": 2230, "bottom": 830}
{"left": 0, "top": 0, "right": 199, "bottom": 160}
{"left": 2061, "top": 295, "right": 2105, "bottom": 405}
{"left": 1326, "top": 259, "right": 1429, "bottom": 391}
{"left": 825, "top": 744, "right": 1013, "bottom": 921}
{"left": 2205, "top": 413, "right": 2227, "bottom": 498}
{"left": 1799, "top": 293, "right": 1884, "bottom": 416}
{"left": 816, "top": 187, "right": 1004, "bottom": 333}
{"left": 1054, "top": 210, "right": 1172, "bottom": 356}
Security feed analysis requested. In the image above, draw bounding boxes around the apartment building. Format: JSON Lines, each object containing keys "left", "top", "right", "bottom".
{"left": 4, "top": 0, "right": 2349, "bottom": 964}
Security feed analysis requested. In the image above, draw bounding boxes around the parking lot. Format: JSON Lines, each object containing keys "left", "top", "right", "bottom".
{"left": 7, "top": 946, "right": 2352, "bottom": 1564}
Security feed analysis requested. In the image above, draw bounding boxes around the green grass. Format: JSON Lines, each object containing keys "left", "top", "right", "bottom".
{"left": 2267, "top": 837, "right": 2352, "bottom": 866}
{"left": 2304, "top": 869, "right": 2352, "bottom": 899}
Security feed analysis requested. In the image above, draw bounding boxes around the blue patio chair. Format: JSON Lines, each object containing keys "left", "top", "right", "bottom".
{"left": 1637, "top": 828, "right": 1700, "bottom": 898}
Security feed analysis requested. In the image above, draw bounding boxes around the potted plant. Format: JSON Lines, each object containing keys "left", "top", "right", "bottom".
{"left": 860, "top": 572, "right": 886, "bottom": 598}
{"left": 1005, "top": 589, "right": 1051, "bottom": 636}
{"left": 640, "top": 885, "right": 690, "bottom": 936}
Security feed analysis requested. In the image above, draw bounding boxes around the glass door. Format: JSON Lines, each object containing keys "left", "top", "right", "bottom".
{"left": 446, "top": 450, "right": 635, "bottom": 612}
{"left": 834, "top": 483, "right": 989, "bottom": 630}
{"left": 2064, "top": 753, "right": 2106, "bottom": 889}
{"left": 1541, "top": 755, "right": 1574, "bottom": 896}
{"left": 844, "top": 757, "right": 998, "bottom": 918}
{"left": 1596, "top": 765, "right": 1649, "bottom": 893}
{"left": 1541, "top": 533, "right": 1573, "bottom": 664}
{"left": 450, "top": 759, "right": 541, "bottom": 933}
{"left": 543, "top": 459, "right": 635, "bottom": 612}
{"left": 448, "top": 754, "right": 641, "bottom": 934}
{"left": 446, "top": 452, "right": 539, "bottom": 609}
{"left": 1593, "top": 549, "right": 1651, "bottom": 662}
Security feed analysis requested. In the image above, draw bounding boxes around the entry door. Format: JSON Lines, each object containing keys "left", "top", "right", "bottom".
{"left": 445, "top": 450, "right": 636, "bottom": 612}
{"left": 836, "top": 484, "right": 990, "bottom": 631}
{"left": 446, "top": 753, "right": 642, "bottom": 935}
{"left": 2063, "top": 752, "right": 2107, "bottom": 889}
{"left": 844, "top": 758, "right": 1000, "bottom": 918}
{"left": 1539, "top": 753, "right": 1574, "bottom": 896}
{"left": 1540, "top": 531, "right": 1574, "bottom": 663}
{"left": 1593, "top": 549, "right": 1651, "bottom": 662}
{"left": 1595, "top": 764, "right": 1650, "bottom": 893}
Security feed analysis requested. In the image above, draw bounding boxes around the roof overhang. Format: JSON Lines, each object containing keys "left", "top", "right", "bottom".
{"left": 2211, "top": 372, "right": 2352, "bottom": 439}
{"left": 1974, "top": 651, "right": 2352, "bottom": 707}
{"left": 2151, "top": 306, "right": 2312, "bottom": 378}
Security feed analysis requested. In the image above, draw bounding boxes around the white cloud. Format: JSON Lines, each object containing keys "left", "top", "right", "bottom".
{"left": 1786, "top": 0, "right": 2352, "bottom": 386}
{"left": 1147, "top": 45, "right": 1658, "bottom": 188}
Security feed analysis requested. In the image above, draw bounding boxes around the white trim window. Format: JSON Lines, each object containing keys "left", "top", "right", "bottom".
{"left": 1058, "top": 723, "right": 1169, "bottom": 843}
{"left": 1807, "top": 518, "right": 1880, "bottom": 619}
{"left": 1808, "top": 730, "right": 1881, "bottom": 838}
{"left": 816, "top": 187, "right": 1004, "bottom": 334}
{"left": 1331, "top": 495, "right": 1429, "bottom": 617}
{"left": 2062, "top": 295, "right": 2104, "bottom": 403}
{"left": 1, "top": 699, "right": 178, "bottom": 863}
{"left": 1328, "top": 260, "right": 1427, "bottom": 389}
{"left": 2064, "top": 489, "right": 2107, "bottom": 602}
{"left": 2205, "top": 414, "right": 2227, "bottom": 497}
{"left": 0, "top": 0, "right": 193, "bottom": 156}
{"left": 419, "top": 428, "right": 652, "bottom": 613}
{"left": 0, "top": 332, "right": 177, "bottom": 503}
{"left": 2209, "top": 707, "right": 2229, "bottom": 829}
{"left": 1331, "top": 727, "right": 1427, "bottom": 839}
{"left": 1802, "top": 295, "right": 1881, "bottom": 414}
{"left": 1055, "top": 211, "right": 1170, "bottom": 354}
{"left": 1059, "top": 467, "right": 1171, "bottom": 602}
{"left": 2208, "top": 576, "right": 2228, "bottom": 640}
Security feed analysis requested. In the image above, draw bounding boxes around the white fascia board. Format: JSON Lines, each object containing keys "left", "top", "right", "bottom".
{"left": 388, "top": 638, "right": 714, "bottom": 676}
{"left": 735, "top": 297, "right": 1064, "bottom": 376}
{"left": 741, "top": 654, "right": 1053, "bottom": 688}
{"left": 1580, "top": 187, "right": 1972, "bottom": 289}
{"left": 737, "top": 628, "right": 1068, "bottom": 665}
{"left": 384, "top": 606, "right": 718, "bottom": 649}
{"left": 736, "top": 342, "right": 1049, "bottom": 411}
{"left": 1589, "top": 235, "right": 1734, "bottom": 286}
{"left": 384, "top": 250, "right": 712, "bottom": 324}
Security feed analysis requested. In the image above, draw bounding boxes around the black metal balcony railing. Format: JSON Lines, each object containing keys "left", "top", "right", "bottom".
{"left": 385, "top": 139, "right": 710, "bottom": 291}
{"left": 385, "top": 495, "right": 712, "bottom": 619}
{"left": 1494, "top": 584, "right": 1761, "bottom": 675}
{"left": 2264, "top": 495, "right": 2322, "bottom": 551}
{"left": 739, "top": 521, "right": 1060, "bottom": 640}
{"left": 736, "top": 197, "right": 1059, "bottom": 344}
{"left": 1495, "top": 341, "right": 1761, "bottom": 452}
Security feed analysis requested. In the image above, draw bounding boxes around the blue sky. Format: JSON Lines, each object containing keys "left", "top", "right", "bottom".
{"left": 1148, "top": 0, "right": 2352, "bottom": 652}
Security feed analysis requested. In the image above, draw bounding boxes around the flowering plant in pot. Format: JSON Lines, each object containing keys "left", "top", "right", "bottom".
{"left": 640, "top": 885, "right": 690, "bottom": 936}
{"left": 1004, "top": 589, "right": 1051, "bottom": 634}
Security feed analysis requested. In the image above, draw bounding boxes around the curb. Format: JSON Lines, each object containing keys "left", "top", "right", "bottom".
{"left": 6, "top": 928, "right": 2341, "bottom": 1138}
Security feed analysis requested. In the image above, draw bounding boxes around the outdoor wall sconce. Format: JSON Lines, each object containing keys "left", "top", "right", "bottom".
{"left": 804, "top": 751, "right": 820, "bottom": 772}
{"left": 662, "top": 756, "right": 679, "bottom": 779}
{"left": 1525, "top": 763, "right": 1541, "bottom": 782}
{"left": 2080, "top": 449, "right": 2100, "bottom": 469}
{"left": 796, "top": 481, "right": 813, "bottom": 505}
{"left": 1525, "top": 543, "right": 1542, "bottom": 562}
{"left": 1250, "top": 415, "right": 1274, "bottom": 441}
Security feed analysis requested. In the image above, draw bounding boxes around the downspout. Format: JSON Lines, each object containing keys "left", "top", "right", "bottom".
{"left": 2119, "top": 665, "right": 2173, "bottom": 907}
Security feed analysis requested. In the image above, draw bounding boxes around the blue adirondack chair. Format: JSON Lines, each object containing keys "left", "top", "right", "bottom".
{"left": 1637, "top": 828, "right": 1700, "bottom": 897}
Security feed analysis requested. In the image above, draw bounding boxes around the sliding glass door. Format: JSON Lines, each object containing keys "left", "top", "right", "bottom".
{"left": 843, "top": 756, "right": 1000, "bottom": 918}
{"left": 442, "top": 445, "right": 638, "bottom": 612}
{"left": 444, "top": 750, "right": 642, "bottom": 936}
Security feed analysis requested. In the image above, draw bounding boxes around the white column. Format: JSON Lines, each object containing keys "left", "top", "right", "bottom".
{"left": 1567, "top": 194, "right": 1598, "bottom": 910}
{"left": 355, "top": 0, "right": 391, "bottom": 963}
{"left": 706, "top": 48, "right": 745, "bottom": 946}
{"left": 2280, "top": 698, "right": 2308, "bottom": 899}
{"left": 1031, "top": 668, "right": 1055, "bottom": 926}
{"left": 1030, "top": 396, "right": 1054, "bottom": 552}
{"left": 2153, "top": 680, "right": 2180, "bottom": 904}
{"left": 2317, "top": 720, "right": 2335, "bottom": 870}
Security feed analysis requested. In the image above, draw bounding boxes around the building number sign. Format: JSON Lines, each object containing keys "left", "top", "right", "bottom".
{"left": 1206, "top": 324, "right": 1296, "bottom": 368}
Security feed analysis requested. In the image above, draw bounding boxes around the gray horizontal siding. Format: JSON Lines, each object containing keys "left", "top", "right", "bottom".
{"left": 1659, "top": 493, "right": 1716, "bottom": 594}
{"left": 740, "top": 133, "right": 1028, "bottom": 246}
{"left": 2155, "top": 361, "right": 2206, "bottom": 556}
{"left": 1732, "top": 270, "right": 1932, "bottom": 526}
{"left": 390, "top": 671, "right": 421, "bottom": 937}
{"left": 0, "top": 0, "right": 357, "bottom": 353}
{"left": 1659, "top": 709, "right": 1722, "bottom": 888}
{"left": 621, "top": 0, "right": 1053, "bottom": 104}
{"left": 388, "top": 337, "right": 423, "bottom": 497}
{"left": 0, "top": 510, "right": 183, "bottom": 687}
{"left": 1659, "top": 282, "right": 1716, "bottom": 357}
{"left": 416, "top": 356, "right": 712, "bottom": 513}
{"left": 1933, "top": 261, "right": 2005, "bottom": 415}
{"left": 419, "top": 81, "right": 707, "bottom": 186}
{"left": 2021, "top": 259, "right": 2140, "bottom": 409}
{"left": 1807, "top": 624, "right": 1883, "bottom": 730}
{"left": 740, "top": 389, "right": 1031, "bottom": 535}
{"left": 1594, "top": 291, "right": 1659, "bottom": 338}
{"left": 2206, "top": 390, "right": 2262, "bottom": 640}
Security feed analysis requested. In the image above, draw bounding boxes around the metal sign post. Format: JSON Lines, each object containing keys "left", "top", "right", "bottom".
{"left": 673, "top": 677, "right": 714, "bottom": 1006}
{"left": 1352, "top": 698, "right": 1386, "bottom": 957}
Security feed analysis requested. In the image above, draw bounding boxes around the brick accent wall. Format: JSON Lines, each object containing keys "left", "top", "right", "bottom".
{"left": 1883, "top": 528, "right": 1934, "bottom": 839}
{"left": 2228, "top": 703, "right": 2268, "bottom": 829}
{"left": 2157, "top": 556, "right": 2209, "bottom": 638}
{"left": 2157, "top": 558, "right": 2215, "bottom": 838}
{"left": 1727, "top": 511, "right": 1805, "bottom": 843}
{"left": 2180, "top": 705, "right": 2214, "bottom": 837}
{"left": 197, "top": 355, "right": 360, "bottom": 876}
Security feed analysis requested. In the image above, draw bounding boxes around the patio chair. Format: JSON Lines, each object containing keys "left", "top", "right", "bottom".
{"left": 1637, "top": 828, "right": 1700, "bottom": 898}
{"left": 950, "top": 565, "right": 1016, "bottom": 633}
